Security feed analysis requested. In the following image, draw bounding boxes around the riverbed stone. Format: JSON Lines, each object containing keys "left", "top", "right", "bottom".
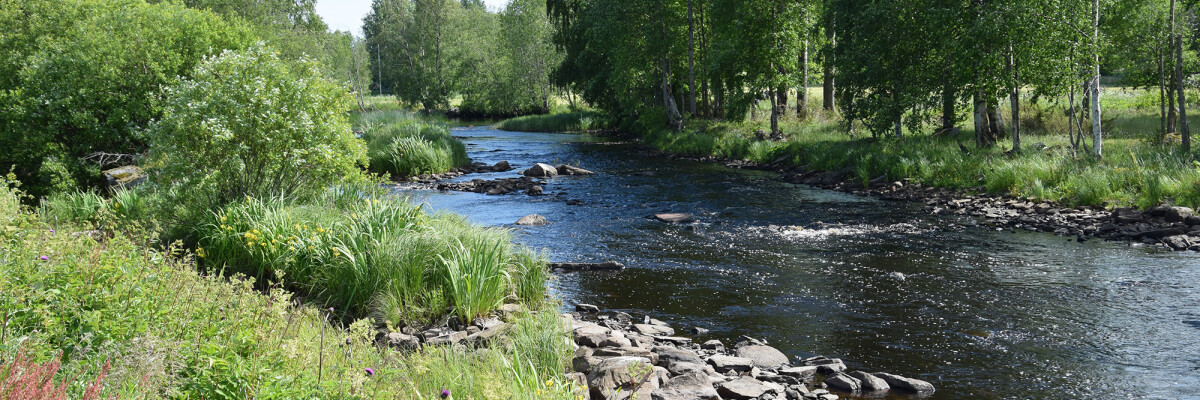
{"left": 600, "top": 336, "right": 633, "bottom": 348}
{"left": 386, "top": 332, "right": 419, "bottom": 349}
{"left": 632, "top": 323, "right": 675, "bottom": 336}
{"left": 666, "top": 361, "right": 709, "bottom": 376}
{"left": 522, "top": 163, "right": 559, "bottom": 177}
{"left": 587, "top": 356, "right": 668, "bottom": 400}
{"left": 735, "top": 345, "right": 790, "bottom": 369}
{"left": 700, "top": 339, "right": 725, "bottom": 351}
{"left": 779, "top": 366, "right": 818, "bottom": 380}
{"left": 1165, "top": 206, "right": 1195, "bottom": 222}
{"left": 103, "top": 165, "right": 146, "bottom": 189}
{"left": 849, "top": 371, "right": 890, "bottom": 392}
{"left": 801, "top": 357, "right": 846, "bottom": 374}
{"left": 557, "top": 164, "right": 596, "bottom": 175}
{"left": 654, "top": 213, "right": 694, "bottom": 223}
{"left": 706, "top": 355, "right": 755, "bottom": 373}
{"left": 651, "top": 371, "right": 720, "bottom": 400}
{"left": 823, "top": 372, "right": 861, "bottom": 393}
{"left": 716, "top": 377, "right": 771, "bottom": 400}
{"left": 1163, "top": 235, "right": 1193, "bottom": 250}
{"left": 653, "top": 346, "right": 703, "bottom": 366}
{"left": 527, "top": 185, "right": 543, "bottom": 196}
{"left": 515, "top": 214, "right": 548, "bottom": 226}
{"left": 873, "top": 372, "right": 935, "bottom": 394}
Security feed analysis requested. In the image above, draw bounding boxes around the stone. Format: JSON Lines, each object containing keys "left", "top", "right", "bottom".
{"left": 1186, "top": 215, "right": 1200, "bottom": 225}
{"left": 574, "top": 355, "right": 601, "bottom": 374}
{"left": 779, "top": 366, "right": 818, "bottom": 380}
{"left": 574, "top": 322, "right": 611, "bottom": 337}
{"left": 492, "top": 160, "right": 511, "bottom": 171}
{"left": 557, "top": 164, "right": 596, "bottom": 175}
{"left": 527, "top": 185, "right": 544, "bottom": 196}
{"left": 386, "top": 332, "right": 419, "bottom": 349}
{"left": 577, "top": 334, "right": 607, "bottom": 348}
{"left": 666, "top": 361, "right": 709, "bottom": 376}
{"left": 654, "top": 213, "right": 694, "bottom": 223}
{"left": 690, "top": 327, "right": 710, "bottom": 335}
{"left": 1112, "top": 207, "right": 1144, "bottom": 223}
{"left": 653, "top": 346, "right": 704, "bottom": 366}
{"left": 600, "top": 336, "right": 633, "bottom": 348}
{"left": 1134, "top": 227, "right": 1188, "bottom": 240}
{"left": 716, "top": 377, "right": 771, "bottom": 400}
{"left": 424, "top": 330, "right": 467, "bottom": 346}
{"left": 102, "top": 165, "right": 146, "bottom": 189}
{"left": 651, "top": 371, "right": 720, "bottom": 400}
{"left": 633, "top": 323, "right": 675, "bottom": 336}
{"left": 576, "top": 303, "right": 601, "bottom": 313}
{"left": 735, "top": 345, "right": 790, "bottom": 369}
{"left": 873, "top": 372, "right": 935, "bottom": 394}
{"left": 700, "top": 340, "right": 725, "bottom": 351}
{"left": 801, "top": 357, "right": 845, "bottom": 374}
{"left": 515, "top": 214, "right": 549, "bottom": 226}
{"left": 823, "top": 373, "right": 861, "bottom": 393}
{"left": 849, "top": 371, "right": 890, "bottom": 392}
{"left": 587, "top": 356, "right": 667, "bottom": 400}
{"left": 706, "top": 355, "right": 754, "bottom": 373}
{"left": 522, "top": 163, "right": 559, "bottom": 177}
{"left": 654, "top": 336, "right": 692, "bottom": 345}
{"left": 1165, "top": 206, "right": 1195, "bottom": 223}
{"left": 594, "top": 347, "right": 660, "bottom": 365}
{"left": 1163, "top": 235, "right": 1193, "bottom": 251}
{"left": 466, "top": 323, "right": 511, "bottom": 344}
{"left": 566, "top": 372, "right": 589, "bottom": 391}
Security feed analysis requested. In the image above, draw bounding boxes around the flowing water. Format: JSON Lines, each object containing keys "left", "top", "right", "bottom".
{"left": 399, "top": 126, "right": 1200, "bottom": 399}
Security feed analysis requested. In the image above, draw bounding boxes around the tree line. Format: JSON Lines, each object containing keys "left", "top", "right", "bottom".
{"left": 542, "top": 0, "right": 1196, "bottom": 155}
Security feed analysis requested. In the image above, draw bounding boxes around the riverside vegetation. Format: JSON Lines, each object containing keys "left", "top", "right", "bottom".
{"left": 0, "top": 1, "right": 579, "bottom": 398}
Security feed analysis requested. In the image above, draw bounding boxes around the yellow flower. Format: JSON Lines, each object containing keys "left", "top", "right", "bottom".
{"left": 545, "top": 379, "right": 554, "bottom": 386}
{"left": 197, "top": 248, "right": 207, "bottom": 258}
{"left": 220, "top": 215, "right": 227, "bottom": 222}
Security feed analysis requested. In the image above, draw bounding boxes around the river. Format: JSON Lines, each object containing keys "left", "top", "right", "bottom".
{"left": 399, "top": 126, "right": 1200, "bottom": 399}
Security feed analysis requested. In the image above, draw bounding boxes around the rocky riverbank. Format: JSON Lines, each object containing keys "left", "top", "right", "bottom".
{"left": 564, "top": 305, "right": 935, "bottom": 400}
{"left": 650, "top": 149, "right": 1200, "bottom": 253}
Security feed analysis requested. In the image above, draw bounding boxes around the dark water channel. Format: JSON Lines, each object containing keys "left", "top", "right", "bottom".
{"left": 398, "top": 126, "right": 1200, "bottom": 400}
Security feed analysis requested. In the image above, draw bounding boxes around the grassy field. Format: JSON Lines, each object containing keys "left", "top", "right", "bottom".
{"left": 504, "top": 87, "right": 1200, "bottom": 209}
{"left": 4, "top": 176, "right": 577, "bottom": 399}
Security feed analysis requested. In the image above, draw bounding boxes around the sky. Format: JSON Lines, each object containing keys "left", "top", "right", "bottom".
{"left": 316, "top": 0, "right": 511, "bottom": 37}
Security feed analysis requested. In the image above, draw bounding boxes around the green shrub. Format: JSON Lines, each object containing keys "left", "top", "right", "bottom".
{"left": 496, "top": 111, "right": 613, "bottom": 132}
{"left": 147, "top": 44, "right": 368, "bottom": 222}
{"left": 360, "top": 116, "right": 470, "bottom": 178}
{"left": 440, "top": 238, "right": 511, "bottom": 322}
{"left": 39, "top": 190, "right": 106, "bottom": 225}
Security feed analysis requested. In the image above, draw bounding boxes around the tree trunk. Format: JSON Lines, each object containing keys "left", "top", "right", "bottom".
{"left": 1090, "top": 0, "right": 1102, "bottom": 156}
{"left": 1009, "top": 44, "right": 1021, "bottom": 152}
{"left": 941, "top": 80, "right": 956, "bottom": 132}
{"left": 687, "top": 0, "right": 697, "bottom": 115}
{"left": 894, "top": 114, "right": 902, "bottom": 138}
{"left": 823, "top": 13, "right": 836, "bottom": 111}
{"left": 799, "top": 38, "right": 809, "bottom": 118}
{"left": 1160, "top": 42, "right": 1168, "bottom": 138}
{"left": 974, "top": 92, "right": 986, "bottom": 148}
{"left": 1174, "top": 0, "right": 1190, "bottom": 152}
{"left": 987, "top": 102, "right": 1003, "bottom": 142}
{"left": 1169, "top": 68, "right": 1178, "bottom": 134}
{"left": 1068, "top": 80, "right": 1079, "bottom": 152}
{"left": 770, "top": 89, "right": 780, "bottom": 136}
{"left": 662, "top": 55, "right": 683, "bottom": 131}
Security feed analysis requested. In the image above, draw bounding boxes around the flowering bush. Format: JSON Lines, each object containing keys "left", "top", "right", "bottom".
{"left": 147, "top": 44, "right": 367, "bottom": 218}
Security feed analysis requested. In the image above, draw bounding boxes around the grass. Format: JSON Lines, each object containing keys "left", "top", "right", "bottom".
{"left": 356, "top": 111, "right": 471, "bottom": 178}
{"left": 2, "top": 175, "right": 577, "bottom": 400}
{"left": 641, "top": 87, "right": 1200, "bottom": 210}
{"left": 495, "top": 111, "right": 614, "bottom": 133}
{"left": 195, "top": 187, "right": 547, "bottom": 326}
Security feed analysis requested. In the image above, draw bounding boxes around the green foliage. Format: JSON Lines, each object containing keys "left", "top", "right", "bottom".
{"left": 359, "top": 112, "right": 470, "bottom": 178}
{"left": 0, "top": 188, "right": 573, "bottom": 399}
{"left": 197, "top": 189, "right": 545, "bottom": 326}
{"left": 496, "top": 111, "right": 613, "bottom": 132}
{"left": 147, "top": 45, "right": 368, "bottom": 220}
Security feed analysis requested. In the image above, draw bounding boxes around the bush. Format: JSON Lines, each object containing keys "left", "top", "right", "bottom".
{"left": 495, "top": 111, "right": 613, "bottom": 132}
{"left": 360, "top": 116, "right": 470, "bottom": 178}
{"left": 147, "top": 45, "right": 367, "bottom": 221}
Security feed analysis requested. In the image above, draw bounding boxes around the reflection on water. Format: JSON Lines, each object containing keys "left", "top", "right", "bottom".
{"left": 401, "top": 126, "right": 1200, "bottom": 400}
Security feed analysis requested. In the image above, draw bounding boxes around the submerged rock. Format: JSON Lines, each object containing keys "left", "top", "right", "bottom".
{"left": 873, "top": 372, "right": 935, "bottom": 394}
{"left": 523, "top": 163, "right": 559, "bottom": 177}
{"left": 654, "top": 213, "right": 694, "bottom": 223}
{"left": 515, "top": 214, "right": 549, "bottom": 226}
{"left": 557, "top": 164, "right": 596, "bottom": 175}
{"left": 849, "top": 371, "right": 890, "bottom": 392}
{"left": 823, "top": 372, "right": 861, "bottom": 393}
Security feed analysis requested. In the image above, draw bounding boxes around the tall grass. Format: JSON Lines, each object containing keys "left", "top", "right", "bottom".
{"left": 496, "top": 111, "right": 613, "bottom": 132}
{"left": 358, "top": 111, "right": 470, "bottom": 178}
{"left": 197, "top": 189, "right": 547, "bottom": 326}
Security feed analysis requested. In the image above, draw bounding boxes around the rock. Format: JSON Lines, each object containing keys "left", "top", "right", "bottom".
{"left": 706, "top": 355, "right": 755, "bottom": 373}
{"left": 632, "top": 324, "right": 675, "bottom": 336}
{"left": 557, "top": 164, "right": 596, "bottom": 175}
{"left": 654, "top": 213, "right": 694, "bottom": 223}
{"left": 574, "top": 355, "right": 601, "bottom": 374}
{"left": 424, "top": 330, "right": 467, "bottom": 346}
{"left": 492, "top": 160, "right": 511, "bottom": 171}
{"left": 566, "top": 371, "right": 589, "bottom": 392}
{"left": 549, "top": 261, "right": 626, "bottom": 272}
{"left": 848, "top": 371, "right": 890, "bottom": 392}
{"left": 652, "top": 371, "right": 720, "bottom": 400}
{"left": 576, "top": 303, "right": 601, "bottom": 313}
{"left": 522, "top": 163, "right": 559, "bottom": 177}
{"left": 716, "top": 377, "right": 771, "bottom": 400}
{"left": 889, "top": 271, "right": 906, "bottom": 281}
{"left": 1186, "top": 215, "right": 1200, "bottom": 225}
{"left": 102, "top": 165, "right": 146, "bottom": 189}
{"left": 873, "top": 372, "right": 935, "bottom": 394}
{"left": 690, "top": 327, "right": 710, "bottom": 335}
{"left": 700, "top": 340, "right": 725, "bottom": 351}
{"left": 594, "top": 347, "right": 660, "bottom": 365}
{"left": 735, "top": 345, "right": 790, "bottom": 369}
{"left": 1163, "top": 235, "right": 1193, "bottom": 251}
{"left": 779, "top": 366, "right": 818, "bottom": 380}
{"left": 587, "top": 356, "right": 667, "bottom": 400}
{"left": 515, "top": 214, "right": 549, "bottom": 226}
{"left": 654, "top": 336, "right": 692, "bottom": 346}
{"left": 823, "top": 373, "right": 861, "bottom": 393}
{"left": 666, "top": 361, "right": 709, "bottom": 376}
{"left": 577, "top": 333, "right": 607, "bottom": 348}
{"left": 1112, "top": 207, "right": 1144, "bottom": 223}
{"left": 527, "top": 185, "right": 544, "bottom": 196}
{"left": 574, "top": 323, "right": 612, "bottom": 337}
{"left": 801, "top": 357, "right": 845, "bottom": 374}
{"left": 1147, "top": 205, "right": 1171, "bottom": 217}
{"left": 600, "top": 336, "right": 633, "bottom": 348}
{"left": 653, "top": 346, "right": 703, "bottom": 366}
{"left": 1134, "top": 227, "right": 1188, "bottom": 240}
{"left": 1165, "top": 206, "right": 1195, "bottom": 223}
{"left": 466, "top": 322, "right": 511, "bottom": 344}
{"left": 386, "top": 332, "right": 419, "bottom": 349}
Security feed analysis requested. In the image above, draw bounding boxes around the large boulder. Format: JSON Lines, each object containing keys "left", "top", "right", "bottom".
{"left": 515, "top": 214, "right": 549, "bottom": 226}
{"left": 873, "top": 372, "right": 935, "bottom": 394}
{"left": 653, "top": 346, "right": 704, "bottom": 366}
{"left": 1165, "top": 206, "right": 1195, "bottom": 223}
{"left": 849, "top": 371, "right": 890, "bottom": 392}
{"left": 557, "top": 164, "right": 596, "bottom": 175}
{"left": 716, "top": 377, "right": 772, "bottom": 400}
{"left": 1111, "top": 207, "right": 1143, "bottom": 223}
{"left": 632, "top": 323, "right": 675, "bottom": 336}
{"left": 522, "top": 163, "right": 559, "bottom": 177}
{"left": 588, "top": 357, "right": 669, "bottom": 400}
{"left": 1163, "top": 235, "right": 1193, "bottom": 251}
{"left": 823, "top": 372, "right": 861, "bottom": 393}
{"left": 734, "top": 345, "right": 790, "bottom": 369}
{"left": 651, "top": 371, "right": 720, "bottom": 400}
{"left": 779, "top": 366, "right": 818, "bottom": 380}
{"left": 666, "top": 361, "right": 709, "bottom": 376}
{"left": 706, "top": 355, "right": 754, "bottom": 373}
{"left": 103, "top": 165, "right": 146, "bottom": 189}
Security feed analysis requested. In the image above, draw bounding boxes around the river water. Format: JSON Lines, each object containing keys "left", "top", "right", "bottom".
{"left": 400, "top": 126, "right": 1200, "bottom": 399}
